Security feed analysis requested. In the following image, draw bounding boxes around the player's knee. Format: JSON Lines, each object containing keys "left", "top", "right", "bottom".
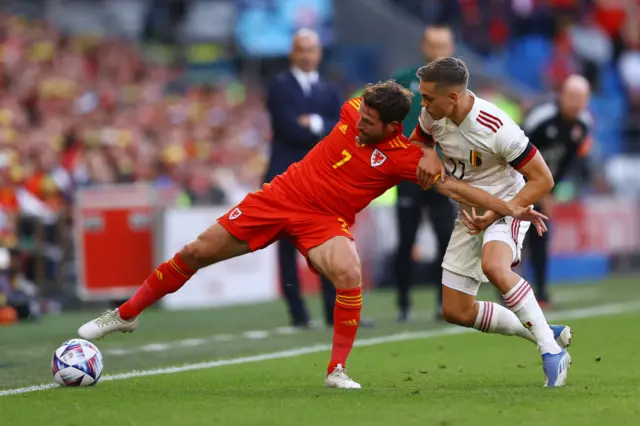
{"left": 441, "top": 303, "right": 475, "bottom": 327}
{"left": 179, "top": 240, "right": 211, "bottom": 270}
{"left": 481, "top": 258, "right": 510, "bottom": 287}
{"left": 331, "top": 262, "right": 362, "bottom": 290}
{"left": 180, "top": 231, "right": 226, "bottom": 270}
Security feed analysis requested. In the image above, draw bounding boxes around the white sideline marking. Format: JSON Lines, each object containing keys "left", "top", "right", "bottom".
{"left": 179, "top": 338, "right": 208, "bottom": 347}
{"left": 274, "top": 326, "right": 299, "bottom": 335}
{"left": 2, "top": 301, "right": 639, "bottom": 397}
{"left": 243, "top": 330, "right": 270, "bottom": 340}
{"left": 140, "top": 343, "right": 171, "bottom": 352}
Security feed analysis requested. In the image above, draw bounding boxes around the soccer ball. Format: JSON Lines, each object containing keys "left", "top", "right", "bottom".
{"left": 51, "top": 338, "right": 103, "bottom": 387}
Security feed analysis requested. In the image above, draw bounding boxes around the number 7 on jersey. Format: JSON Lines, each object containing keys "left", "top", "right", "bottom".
{"left": 332, "top": 150, "right": 352, "bottom": 169}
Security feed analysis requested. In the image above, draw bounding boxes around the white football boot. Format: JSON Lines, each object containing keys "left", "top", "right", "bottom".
{"left": 324, "top": 364, "right": 361, "bottom": 389}
{"left": 78, "top": 309, "right": 139, "bottom": 340}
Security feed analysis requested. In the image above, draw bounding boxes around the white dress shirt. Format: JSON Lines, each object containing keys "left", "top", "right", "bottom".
{"left": 291, "top": 66, "right": 324, "bottom": 136}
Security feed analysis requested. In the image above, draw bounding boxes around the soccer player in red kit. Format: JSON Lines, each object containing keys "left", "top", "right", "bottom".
{"left": 78, "top": 81, "right": 546, "bottom": 389}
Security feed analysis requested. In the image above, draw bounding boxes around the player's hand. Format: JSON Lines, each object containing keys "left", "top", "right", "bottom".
{"left": 530, "top": 216, "right": 548, "bottom": 236}
{"left": 298, "top": 115, "right": 311, "bottom": 128}
{"left": 417, "top": 148, "right": 446, "bottom": 189}
{"left": 462, "top": 207, "right": 548, "bottom": 236}
{"left": 509, "top": 204, "right": 549, "bottom": 236}
{"left": 461, "top": 208, "right": 499, "bottom": 235}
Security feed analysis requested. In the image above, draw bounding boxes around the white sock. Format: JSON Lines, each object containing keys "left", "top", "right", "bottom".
{"left": 503, "top": 279, "right": 561, "bottom": 354}
{"left": 474, "top": 301, "right": 535, "bottom": 344}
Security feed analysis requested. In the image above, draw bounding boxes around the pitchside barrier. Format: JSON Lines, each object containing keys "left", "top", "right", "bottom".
{"left": 74, "top": 184, "right": 639, "bottom": 309}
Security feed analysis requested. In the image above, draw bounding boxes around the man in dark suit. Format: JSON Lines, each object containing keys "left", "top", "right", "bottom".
{"left": 264, "top": 29, "right": 341, "bottom": 328}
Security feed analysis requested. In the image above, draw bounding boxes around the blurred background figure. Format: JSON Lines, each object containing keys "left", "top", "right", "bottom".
{"left": 521, "top": 74, "right": 593, "bottom": 308}
{"left": 0, "top": 247, "right": 39, "bottom": 323}
{"left": 263, "top": 29, "right": 341, "bottom": 328}
{"left": 391, "top": 25, "right": 457, "bottom": 322}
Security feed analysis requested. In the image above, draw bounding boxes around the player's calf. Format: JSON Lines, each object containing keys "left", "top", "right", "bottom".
{"left": 483, "top": 243, "right": 560, "bottom": 349}
{"left": 117, "top": 224, "right": 250, "bottom": 320}
{"left": 308, "top": 236, "right": 363, "bottom": 385}
{"left": 441, "top": 299, "right": 477, "bottom": 327}
{"left": 78, "top": 224, "right": 251, "bottom": 340}
{"left": 440, "top": 272, "right": 483, "bottom": 327}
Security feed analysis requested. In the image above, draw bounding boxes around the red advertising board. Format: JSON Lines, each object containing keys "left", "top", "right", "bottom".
{"left": 550, "top": 197, "right": 640, "bottom": 255}
{"left": 75, "top": 185, "right": 159, "bottom": 301}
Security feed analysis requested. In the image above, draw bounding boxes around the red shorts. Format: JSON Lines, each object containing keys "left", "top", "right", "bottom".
{"left": 217, "top": 187, "right": 355, "bottom": 262}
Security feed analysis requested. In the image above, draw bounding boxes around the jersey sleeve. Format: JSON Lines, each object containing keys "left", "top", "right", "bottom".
{"left": 415, "top": 107, "right": 435, "bottom": 147}
{"left": 494, "top": 119, "right": 538, "bottom": 170}
{"left": 339, "top": 98, "right": 361, "bottom": 127}
{"left": 390, "top": 145, "right": 423, "bottom": 184}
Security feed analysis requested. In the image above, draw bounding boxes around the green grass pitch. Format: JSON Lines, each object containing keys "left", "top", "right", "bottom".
{"left": 1, "top": 276, "right": 639, "bottom": 425}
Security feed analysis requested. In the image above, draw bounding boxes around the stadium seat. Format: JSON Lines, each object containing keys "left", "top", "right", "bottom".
{"left": 506, "top": 36, "right": 553, "bottom": 91}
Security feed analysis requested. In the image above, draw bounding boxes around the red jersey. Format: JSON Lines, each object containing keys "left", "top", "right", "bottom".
{"left": 269, "top": 98, "right": 423, "bottom": 225}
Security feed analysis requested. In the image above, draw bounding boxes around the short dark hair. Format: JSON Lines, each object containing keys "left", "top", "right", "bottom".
{"left": 416, "top": 57, "right": 469, "bottom": 89}
{"left": 361, "top": 80, "right": 413, "bottom": 123}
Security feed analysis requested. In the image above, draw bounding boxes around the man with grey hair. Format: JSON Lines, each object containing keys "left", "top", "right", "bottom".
{"left": 263, "top": 29, "right": 342, "bottom": 329}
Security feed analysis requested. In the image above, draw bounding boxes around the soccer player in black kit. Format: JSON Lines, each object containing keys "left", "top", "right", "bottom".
{"left": 522, "top": 75, "right": 592, "bottom": 307}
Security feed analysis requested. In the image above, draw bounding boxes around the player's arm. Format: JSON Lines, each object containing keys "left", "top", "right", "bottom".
{"left": 434, "top": 178, "right": 522, "bottom": 218}
{"left": 499, "top": 121, "right": 554, "bottom": 208}
{"left": 394, "top": 148, "right": 546, "bottom": 222}
{"left": 509, "top": 148, "right": 554, "bottom": 209}
{"left": 409, "top": 127, "right": 435, "bottom": 148}
{"left": 412, "top": 108, "right": 445, "bottom": 187}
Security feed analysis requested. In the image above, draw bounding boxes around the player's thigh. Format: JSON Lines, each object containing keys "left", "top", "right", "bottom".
{"left": 481, "top": 216, "right": 531, "bottom": 278}
{"left": 180, "top": 223, "right": 252, "bottom": 270}
{"left": 288, "top": 214, "right": 362, "bottom": 289}
{"left": 306, "top": 235, "right": 361, "bottom": 290}
{"left": 442, "top": 219, "right": 485, "bottom": 285}
{"left": 217, "top": 190, "right": 288, "bottom": 253}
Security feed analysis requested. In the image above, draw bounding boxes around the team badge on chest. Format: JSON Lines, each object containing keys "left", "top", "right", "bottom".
{"left": 469, "top": 150, "right": 483, "bottom": 167}
{"left": 370, "top": 149, "right": 388, "bottom": 167}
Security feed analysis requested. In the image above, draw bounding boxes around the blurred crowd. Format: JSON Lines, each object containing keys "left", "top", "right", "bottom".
{"left": 396, "top": 0, "right": 639, "bottom": 150}
{"left": 398, "top": 0, "right": 637, "bottom": 85}
{"left": 0, "top": 14, "right": 272, "bottom": 247}
{"left": 0, "top": 13, "right": 274, "bottom": 318}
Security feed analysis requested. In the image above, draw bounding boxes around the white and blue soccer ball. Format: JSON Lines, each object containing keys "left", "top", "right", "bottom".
{"left": 51, "top": 338, "right": 103, "bottom": 387}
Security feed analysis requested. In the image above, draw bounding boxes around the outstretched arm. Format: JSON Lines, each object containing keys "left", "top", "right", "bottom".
{"left": 433, "top": 178, "right": 546, "bottom": 223}
{"left": 433, "top": 178, "right": 514, "bottom": 217}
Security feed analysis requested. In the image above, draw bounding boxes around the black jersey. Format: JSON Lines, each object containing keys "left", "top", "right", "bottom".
{"left": 522, "top": 100, "right": 592, "bottom": 183}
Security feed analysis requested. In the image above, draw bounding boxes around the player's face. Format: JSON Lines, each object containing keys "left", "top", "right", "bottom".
{"left": 418, "top": 81, "right": 456, "bottom": 120}
{"left": 356, "top": 104, "right": 397, "bottom": 145}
